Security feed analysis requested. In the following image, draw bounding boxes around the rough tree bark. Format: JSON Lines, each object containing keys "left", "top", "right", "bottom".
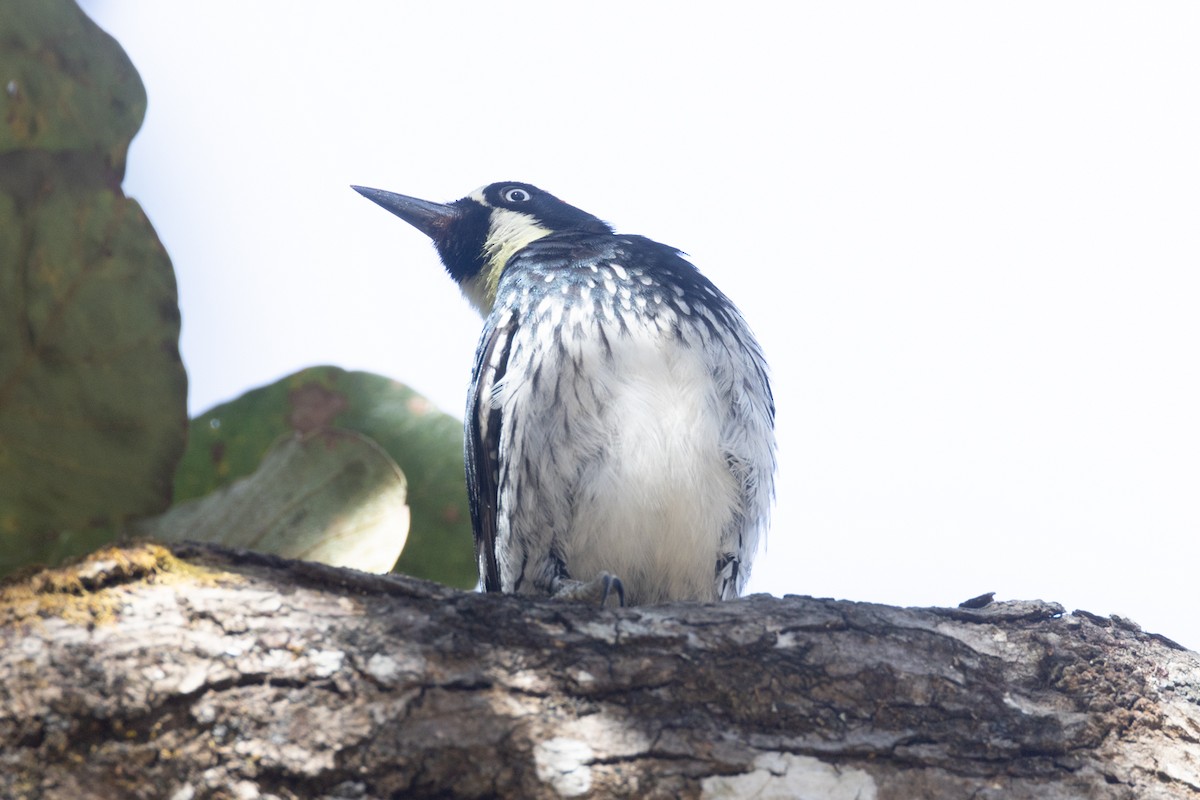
{"left": 1, "top": 543, "right": 1197, "bottom": 800}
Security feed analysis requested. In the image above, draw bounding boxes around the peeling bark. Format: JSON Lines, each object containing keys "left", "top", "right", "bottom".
{"left": 1, "top": 543, "right": 1198, "bottom": 799}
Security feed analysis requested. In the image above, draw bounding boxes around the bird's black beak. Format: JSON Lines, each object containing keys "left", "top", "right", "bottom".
{"left": 351, "top": 185, "right": 460, "bottom": 239}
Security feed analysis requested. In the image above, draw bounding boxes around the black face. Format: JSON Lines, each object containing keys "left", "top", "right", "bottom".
{"left": 435, "top": 198, "right": 492, "bottom": 284}
{"left": 433, "top": 182, "right": 614, "bottom": 283}
{"left": 355, "top": 182, "right": 616, "bottom": 284}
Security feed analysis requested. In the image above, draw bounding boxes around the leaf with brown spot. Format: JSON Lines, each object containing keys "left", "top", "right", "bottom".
{"left": 173, "top": 367, "right": 473, "bottom": 588}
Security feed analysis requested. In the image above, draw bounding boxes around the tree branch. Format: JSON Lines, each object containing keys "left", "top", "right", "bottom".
{"left": 2, "top": 543, "right": 1197, "bottom": 799}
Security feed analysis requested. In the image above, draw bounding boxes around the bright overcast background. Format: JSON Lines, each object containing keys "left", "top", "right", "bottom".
{"left": 78, "top": 3, "right": 1200, "bottom": 649}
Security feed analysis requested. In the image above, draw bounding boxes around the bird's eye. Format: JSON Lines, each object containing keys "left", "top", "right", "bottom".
{"left": 502, "top": 187, "right": 532, "bottom": 203}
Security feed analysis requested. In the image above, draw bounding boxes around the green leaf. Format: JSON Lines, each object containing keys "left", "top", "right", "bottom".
{"left": 143, "top": 429, "right": 409, "bottom": 574}
{"left": 0, "top": 0, "right": 187, "bottom": 574}
{"left": 175, "top": 367, "right": 475, "bottom": 588}
{"left": 0, "top": 0, "right": 146, "bottom": 171}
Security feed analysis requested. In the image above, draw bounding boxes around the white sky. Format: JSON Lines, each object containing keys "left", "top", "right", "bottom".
{"left": 78, "top": 2, "right": 1200, "bottom": 648}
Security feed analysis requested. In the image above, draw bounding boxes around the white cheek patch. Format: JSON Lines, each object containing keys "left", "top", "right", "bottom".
{"left": 484, "top": 209, "right": 551, "bottom": 272}
{"left": 471, "top": 207, "right": 552, "bottom": 312}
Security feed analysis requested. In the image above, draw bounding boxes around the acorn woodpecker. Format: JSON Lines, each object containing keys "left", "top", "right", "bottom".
{"left": 353, "top": 181, "right": 775, "bottom": 605}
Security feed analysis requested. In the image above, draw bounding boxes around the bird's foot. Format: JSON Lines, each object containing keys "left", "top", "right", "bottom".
{"left": 552, "top": 572, "right": 625, "bottom": 607}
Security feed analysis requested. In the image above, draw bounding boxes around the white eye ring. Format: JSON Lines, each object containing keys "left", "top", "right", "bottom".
{"left": 502, "top": 187, "right": 531, "bottom": 203}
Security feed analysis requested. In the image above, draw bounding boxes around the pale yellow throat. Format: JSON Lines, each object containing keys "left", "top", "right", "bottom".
{"left": 462, "top": 208, "right": 552, "bottom": 315}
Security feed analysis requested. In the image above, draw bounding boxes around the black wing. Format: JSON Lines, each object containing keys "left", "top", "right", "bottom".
{"left": 465, "top": 309, "right": 517, "bottom": 592}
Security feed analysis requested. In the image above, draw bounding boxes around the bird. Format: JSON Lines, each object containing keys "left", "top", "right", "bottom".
{"left": 353, "top": 181, "right": 775, "bottom": 605}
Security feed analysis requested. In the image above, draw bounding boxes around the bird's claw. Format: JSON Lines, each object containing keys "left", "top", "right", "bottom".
{"left": 553, "top": 572, "right": 625, "bottom": 607}
{"left": 599, "top": 574, "right": 625, "bottom": 607}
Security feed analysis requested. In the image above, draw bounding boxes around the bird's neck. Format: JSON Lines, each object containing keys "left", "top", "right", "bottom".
{"left": 463, "top": 208, "right": 553, "bottom": 315}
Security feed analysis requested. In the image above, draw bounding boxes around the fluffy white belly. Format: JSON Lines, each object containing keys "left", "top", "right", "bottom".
{"left": 556, "top": 330, "right": 738, "bottom": 603}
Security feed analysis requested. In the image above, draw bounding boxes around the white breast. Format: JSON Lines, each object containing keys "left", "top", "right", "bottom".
{"left": 564, "top": 323, "right": 739, "bottom": 603}
{"left": 493, "top": 271, "right": 754, "bottom": 604}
